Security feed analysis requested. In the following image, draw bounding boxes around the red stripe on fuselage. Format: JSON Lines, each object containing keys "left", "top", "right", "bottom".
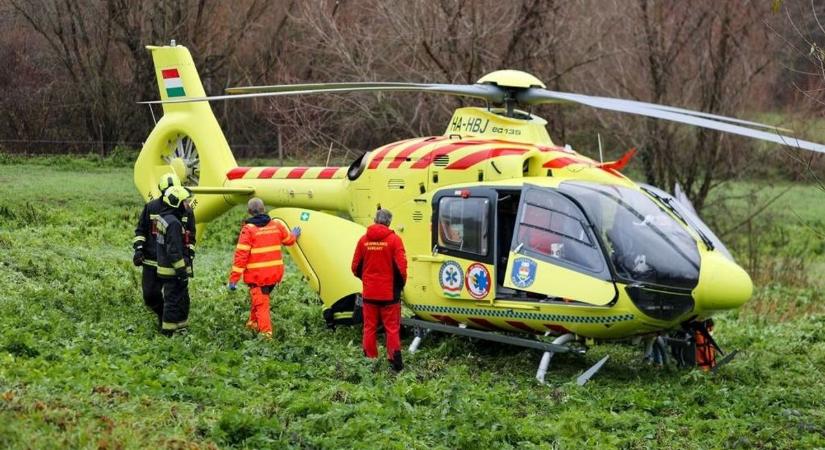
{"left": 227, "top": 167, "right": 251, "bottom": 180}
{"left": 544, "top": 324, "right": 571, "bottom": 334}
{"left": 287, "top": 167, "right": 308, "bottom": 179}
{"left": 445, "top": 147, "right": 529, "bottom": 169}
{"left": 468, "top": 318, "right": 498, "bottom": 330}
{"left": 599, "top": 167, "right": 624, "bottom": 178}
{"left": 258, "top": 167, "right": 278, "bottom": 178}
{"left": 410, "top": 140, "right": 488, "bottom": 169}
{"left": 161, "top": 68, "right": 180, "bottom": 79}
{"left": 368, "top": 138, "right": 417, "bottom": 169}
{"left": 506, "top": 321, "right": 537, "bottom": 333}
{"left": 431, "top": 314, "right": 460, "bottom": 326}
{"left": 318, "top": 167, "right": 341, "bottom": 179}
{"left": 543, "top": 157, "right": 585, "bottom": 168}
{"left": 388, "top": 136, "right": 449, "bottom": 168}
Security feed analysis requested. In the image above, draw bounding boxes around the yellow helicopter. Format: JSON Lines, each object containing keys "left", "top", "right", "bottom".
{"left": 136, "top": 43, "right": 825, "bottom": 382}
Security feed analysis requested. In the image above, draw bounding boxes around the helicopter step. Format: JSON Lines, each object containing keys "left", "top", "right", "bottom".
{"left": 402, "top": 318, "right": 609, "bottom": 385}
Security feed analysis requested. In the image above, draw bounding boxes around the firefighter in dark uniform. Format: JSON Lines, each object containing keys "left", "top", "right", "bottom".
{"left": 155, "top": 185, "right": 194, "bottom": 336}
{"left": 132, "top": 173, "right": 196, "bottom": 329}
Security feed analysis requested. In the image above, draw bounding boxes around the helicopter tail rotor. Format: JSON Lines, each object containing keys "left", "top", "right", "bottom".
{"left": 135, "top": 44, "right": 241, "bottom": 236}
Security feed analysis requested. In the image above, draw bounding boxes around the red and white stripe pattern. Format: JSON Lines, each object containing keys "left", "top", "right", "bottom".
{"left": 226, "top": 166, "right": 346, "bottom": 180}
{"left": 223, "top": 137, "right": 629, "bottom": 181}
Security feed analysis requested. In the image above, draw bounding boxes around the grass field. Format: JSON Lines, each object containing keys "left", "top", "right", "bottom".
{"left": 1, "top": 159, "right": 824, "bottom": 449}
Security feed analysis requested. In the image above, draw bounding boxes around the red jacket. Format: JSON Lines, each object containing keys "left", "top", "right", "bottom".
{"left": 229, "top": 214, "right": 295, "bottom": 286}
{"left": 351, "top": 224, "right": 408, "bottom": 302}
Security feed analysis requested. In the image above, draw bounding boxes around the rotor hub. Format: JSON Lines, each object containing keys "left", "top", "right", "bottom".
{"left": 477, "top": 70, "right": 546, "bottom": 89}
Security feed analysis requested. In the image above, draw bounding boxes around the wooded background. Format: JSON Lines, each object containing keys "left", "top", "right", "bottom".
{"left": 1, "top": 0, "right": 824, "bottom": 208}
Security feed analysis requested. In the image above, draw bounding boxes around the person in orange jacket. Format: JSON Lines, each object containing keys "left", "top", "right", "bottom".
{"left": 227, "top": 198, "right": 300, "bottom": 339}
{"left": 351, "top": 208, "right": 408, "bottom": 371}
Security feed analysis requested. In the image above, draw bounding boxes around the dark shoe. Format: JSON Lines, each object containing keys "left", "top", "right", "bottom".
{"left": 390, "top": 350, "right": 403, "bottom": 372}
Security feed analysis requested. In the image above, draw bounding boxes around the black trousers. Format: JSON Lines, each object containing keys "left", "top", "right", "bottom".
{"left": 141, "top": 265, "right": 164, "bottom": 319}
{"left": 161, "top": 278, "right": 190, "bottom": 333}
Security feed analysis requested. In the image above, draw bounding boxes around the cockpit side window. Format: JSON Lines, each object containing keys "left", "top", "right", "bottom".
{"left": 437, "top": 197, "right": 489, "bottom": 256}
{"left": 513, "top": 187, "right": 607, "bottom": 275}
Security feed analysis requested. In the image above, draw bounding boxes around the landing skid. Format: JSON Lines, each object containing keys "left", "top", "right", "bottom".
{"left": 402, "top": 318, "right": 609, "bottom": 385}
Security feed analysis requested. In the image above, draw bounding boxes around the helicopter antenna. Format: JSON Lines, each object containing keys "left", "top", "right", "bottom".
{"left": 597, "top": 133, "right": 604, "bottom": 163}
{"left": 147, "top": 103, "right": 157, "bottom": 125}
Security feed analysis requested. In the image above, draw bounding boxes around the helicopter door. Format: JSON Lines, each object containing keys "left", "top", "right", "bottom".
{"left": 503, "top": 185, "right": 617, "bottom": 305}
{"left": 429, "top": 188, "right": 497, "bottom": 302}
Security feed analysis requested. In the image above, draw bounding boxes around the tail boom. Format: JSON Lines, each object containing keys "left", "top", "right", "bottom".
{"left": 223, "top": 166, "right": 350, "bottom": 213}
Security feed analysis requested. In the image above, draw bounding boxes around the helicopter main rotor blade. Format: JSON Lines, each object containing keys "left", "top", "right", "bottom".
{"left": 518, "top": 89, "right": 825, "bottom": 154}
{"left": 519, "top": 90, "right": 793, "bottom": 132}
{"left": 140, "top": 83, "right": 506, "bottom": 105}
{"left": 226, "top": 81, "right": 426, "bottom": 94}
{"left": 604, "top": 99, "right": 791, "bottom": 132}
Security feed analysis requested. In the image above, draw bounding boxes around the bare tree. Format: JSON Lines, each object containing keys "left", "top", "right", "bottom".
{"left": 3, "top": 0, "right": 281, "bottom": 152}
{"left": 770, "top": 0, "right": 825, "bottom": 192}
{"left": 585, "top": 0, "right": 778, "bottom": 212}
{"left": 258, "top": 0, "right": 609, "bottom": 159}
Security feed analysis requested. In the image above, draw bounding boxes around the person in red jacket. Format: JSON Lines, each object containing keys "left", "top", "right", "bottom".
{"left": 351, "top": 208, "right": 408, "bottom": 371}
{"left": 227, "top": 198, "right": 300, "bottom": 339}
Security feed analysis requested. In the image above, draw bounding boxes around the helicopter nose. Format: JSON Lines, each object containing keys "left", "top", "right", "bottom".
{"left": 692, "top": 251, "right": 753, "bottom": 312}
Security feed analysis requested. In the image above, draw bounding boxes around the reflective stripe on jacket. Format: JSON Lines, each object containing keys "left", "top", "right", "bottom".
{"left": 134, "top": 198, "right": 196, "bottom": 265}
{"left": 229, "top": 217, "right": 295, "bottom": 286}
{"left": 155, "top": 213, "right": 192, "bottom": 278}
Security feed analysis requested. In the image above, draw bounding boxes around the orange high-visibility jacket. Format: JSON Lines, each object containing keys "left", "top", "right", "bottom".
{"left": 229, "top": 217, "right": 295, "bottom": 286}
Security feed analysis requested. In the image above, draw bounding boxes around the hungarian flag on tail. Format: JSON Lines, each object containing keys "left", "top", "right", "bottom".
{"left": 161, "top": 68, "right": 185, "bottom": 97}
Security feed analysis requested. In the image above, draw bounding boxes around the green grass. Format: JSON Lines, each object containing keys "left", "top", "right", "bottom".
{"left": 1, "top": 162, "right": 824, "bottom": 449}
{"left": 703, "top": 181, "right": 825, "bottom": 284}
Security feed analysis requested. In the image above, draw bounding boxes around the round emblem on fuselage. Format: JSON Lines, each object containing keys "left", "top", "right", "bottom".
{"left": 439, "top": 261, "right": 464, "bottom": 298}
{"left": 465, "top": 263, "right": 491, "bottom": 299}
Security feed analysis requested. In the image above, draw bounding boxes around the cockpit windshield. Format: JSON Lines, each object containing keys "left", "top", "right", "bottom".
{"left": 640, "top": 184, "right": 734, "bottom": 261}
{"left": 560, "top": 182, "right": 701, "bottom": 289}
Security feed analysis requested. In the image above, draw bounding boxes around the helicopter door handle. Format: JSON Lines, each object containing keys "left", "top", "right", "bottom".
{"left": 413, "top": 255, "right": 445, "bottom": 263}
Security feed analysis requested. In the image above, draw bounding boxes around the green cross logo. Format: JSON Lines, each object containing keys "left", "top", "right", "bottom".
{"left": 300, "top": 212, "right": 310, "bottom": 221}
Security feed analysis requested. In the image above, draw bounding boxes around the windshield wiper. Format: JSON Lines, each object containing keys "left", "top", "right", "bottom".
{"left": 643, "top": 188, "right": 714, "bottom": 251}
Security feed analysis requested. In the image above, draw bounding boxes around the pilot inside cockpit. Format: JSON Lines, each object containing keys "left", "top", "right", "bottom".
{"left": 606, "top": 208, "right": 654, "bottom": 279}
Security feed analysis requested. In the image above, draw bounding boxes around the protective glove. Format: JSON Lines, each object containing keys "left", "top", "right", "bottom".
{"left": 227, "top": 282, "right": 237, "bottom": 292}
{"left": 189, "top": 248, "right": 195, "bottom": 260}
{"left": 291, "top": 226, "right": 302, "bottom": 239}
{"left": 175, "top": 267, "right": 188, "bottom": 280}
{"left": 132, "top": 250, "right": 144, "bottom": 267}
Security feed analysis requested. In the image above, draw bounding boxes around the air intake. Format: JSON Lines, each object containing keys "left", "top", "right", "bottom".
{"left": 433, "top": 154, "right": 450, "bottom": 167}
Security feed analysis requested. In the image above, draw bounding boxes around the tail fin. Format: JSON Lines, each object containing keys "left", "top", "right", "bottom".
{"left": 134, "top": 43, "right": 238, "bottom": 228}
